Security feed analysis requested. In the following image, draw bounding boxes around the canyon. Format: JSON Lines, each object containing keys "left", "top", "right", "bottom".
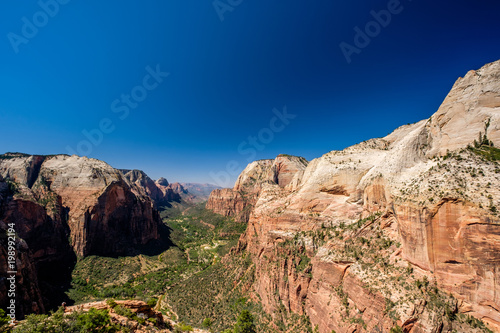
{"left": 1, "top": 60, "right": 499, "bottom": 332}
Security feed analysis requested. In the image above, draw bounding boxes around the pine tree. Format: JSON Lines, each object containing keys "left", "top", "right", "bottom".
{"left": 233, "top": 310, "right": 256, "bottom": 333}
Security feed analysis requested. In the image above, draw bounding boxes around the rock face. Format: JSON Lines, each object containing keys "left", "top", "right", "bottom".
{"left": 207, "top": 155, "right": 308, "bottom": 222}
{"left": 205, "top": 188, "right": 249, "bottom": 219}
{"left": 0, "top": 220, "right": 45, "bottom": 319}
{"left": 121, "top": 169, "right": 181, "bottom": 207}
{"left": 0, "top": 172, "right": 75, "bottom": 318}
{"left": 208, "top": 60, "right": 500, "bottom": 332}
{"left": 0, "top": 155, "right": 163, "bottom": 257}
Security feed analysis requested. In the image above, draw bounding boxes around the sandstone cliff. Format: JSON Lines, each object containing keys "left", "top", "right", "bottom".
{"left": 206, "top": 155, "right": 308, "bottom": 222}
{"left": 207, "top": 60, "right": 500, "bottom": 332}
{"left": 0, "top": 154, "right": 163, "bottom": 257}
{"left": 0, "top": 219, "right": 45, "bottom": 319}
{"left": 121, "top": 169, "right": 182, "bottom": 207}
{"left": 0, "top": 172, "right": 75, "bottom": 318}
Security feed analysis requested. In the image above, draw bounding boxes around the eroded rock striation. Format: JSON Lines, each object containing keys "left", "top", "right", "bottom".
{"left": 207, "top": 60, "right": 500, "bottom": 332}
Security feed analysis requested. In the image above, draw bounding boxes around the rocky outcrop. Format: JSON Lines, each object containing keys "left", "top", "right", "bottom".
{"left": 64, "top": 300, "right": 168, "bottom": 331}
{"left": 205, "top": 188, "right": 250, "bottom": 220}
{"left": 156, "top": 177, "right": 169, "bottom": 186}
{"left": 121, "top": 170, "right": 220, "bottom": 205}
{"left": 207, "top": 155, "right": 308, "bottom": 222}
{"left": 396, "top": 199, "right": 500, "bottom": 328}
{"left": 425, "top": 61, "right": 500, "bottom": 156}
{"left": 0, "top": 152, "right": 213, "bottom": 256}
{"left": 121, "top": 169, "right": 181, "bottom": 207}
{"left": 73, "top": 178, "right": 162, "bottom": 256}
{"left": 211, "top": 60, "right": 500, "bottom": 332}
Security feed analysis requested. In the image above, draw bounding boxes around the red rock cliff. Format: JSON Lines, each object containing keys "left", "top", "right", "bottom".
{"left": 207, "top": 155, "right": 308, "bottom": 222}
{"left": 0, "top": 154, "right": 163, "bottom": 257}
{"left": 209, "top": 60, "right": 500, "bottom": 332}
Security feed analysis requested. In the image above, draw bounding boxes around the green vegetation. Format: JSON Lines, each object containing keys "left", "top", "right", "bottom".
{"left": 63, "top": 204, "right": 270, "bottom": 331}
{"left": 174, "top": 322, "right": 193, "bottom": 332}
{"left": 67, "top": 206, "right": 246, "bottom": 304}
{"left": 456, "top": 314, "right": 494, "bottom": 332}
{"left": 146, "top": 297, "right": 157, "bottom": 308}
{"left": 165, "top": 254, "right": 264, "bottom": 331}
{"left": 202, "top": 317, "right": 213, "bottom": 329}
{"left": 233, "top": 310, "right": 256, "bottom": 333}
{"left": 113, "top": 304, "right": 145, "bottom": 325}
{"left": 166, "top": 204, "right": 246, "bottom": 253}
{"left": 469, "top": 145, "right": 500, "bottom": 161}
{"left": 164, "top": 248, "right": 314, "bottom": 332}
{"left": 295, "top": 254, "right": 311, "bottom": 273}
{"left": 469, "top": 120, "right": 499, "bottom": 161}
{"left": 0, "top": 152, "right": 31, "bottom": 160}
{"left": 5, "top": 179, "right": 19, "bottom": 196}
{"left": 389, "top": 325, "right": 403, "bottom": 333}
{"left": 13, "top": 307, "right": 118, "bottom": 333}
{"left": 0, "top": 309, "right": 9, "bottom": 333}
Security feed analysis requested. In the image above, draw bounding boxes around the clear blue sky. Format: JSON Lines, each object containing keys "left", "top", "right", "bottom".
{"left": 1, "top": 0, "right": 499, "bottom": 186}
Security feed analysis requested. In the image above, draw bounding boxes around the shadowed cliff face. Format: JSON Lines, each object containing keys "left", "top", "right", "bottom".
{"left": 0, "top": 220, "right": 45, "bottom": 319}
{"left": 73, "top": 179, "right": 162, "bottom": 256}
{"left": 0, "top": 175, "right": 75, "bottom": 318}
{"left": 207, "top": 60, "right": 500, "bottom": 332}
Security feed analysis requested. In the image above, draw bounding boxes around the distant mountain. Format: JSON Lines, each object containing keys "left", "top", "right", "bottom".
{"left": 120, "top": 169, "right": 181, "bottom": 207}
{"left": 179, "top": 182, "right": 222, "bottom": 202}
{"left": 120, "top": 168, "right": 221, "bottom": 206}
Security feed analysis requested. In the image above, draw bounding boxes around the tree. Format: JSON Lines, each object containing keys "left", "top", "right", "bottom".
{"left": 233, "top": 310, "right": 256, "bottom": 333}
{"left": 146, "top": 298, "right": 157, "bottom": 308}
{"left": 12, "top": 307, "right": 118, "bottom": 333}
{"left": 202, "top": 318, "right": 212, "bottom": 329}
{"left": 73, "top": 309, "right": 117, "bottom": 333}
{"left": 12, "top": 314, "right": 50, "bottom": 333}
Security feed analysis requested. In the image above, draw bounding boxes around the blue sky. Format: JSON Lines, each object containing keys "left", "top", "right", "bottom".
{"left": 1, "top": 0, "right": 500, "bottom": 186}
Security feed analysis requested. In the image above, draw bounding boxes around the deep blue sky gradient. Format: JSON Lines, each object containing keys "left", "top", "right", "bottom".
{"left": 1, "top": 0, "right": 500, "bottom": 185}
